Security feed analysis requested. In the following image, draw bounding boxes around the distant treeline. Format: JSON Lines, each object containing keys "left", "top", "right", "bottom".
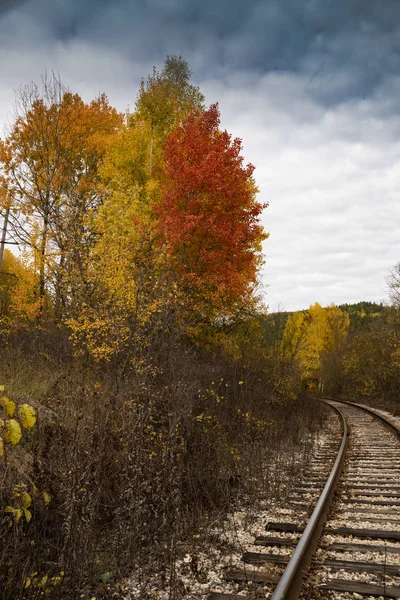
{"left": 264, "top": 299, "right": 399, "bottom": 411}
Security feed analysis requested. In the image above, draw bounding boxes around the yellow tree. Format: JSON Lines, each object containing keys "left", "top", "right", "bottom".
{"left": 282, "top": 303, "right": 349, "bottom": 391}
{"left": 281, "top": 311, "right": 306, "bottom": 362}
{"left": 299, "top": 303, "right": 331, "bottom": 383}
{"left": 136, "top": 55, "right": 204, "bottom": 174}
{"left": 68, "top": 58, "right": 205, "bottom": 359}
{"left": 323, "top": 304, "right": 351, "bottom": 392}
{"left": 0, "top": 249, "right": 39, "bottom": 328}
{"left": 0, "top": 74, "right": 122, "bottom": 319}
{"left": 99, "top": 56, "right": 204, "bottom": 280}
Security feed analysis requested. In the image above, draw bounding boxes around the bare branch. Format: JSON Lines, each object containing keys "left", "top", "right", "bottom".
{"left": 387, "top": 262, "right": 400, "bottom": 307}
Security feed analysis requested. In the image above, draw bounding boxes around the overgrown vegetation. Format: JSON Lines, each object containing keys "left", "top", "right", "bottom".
{"left": 0, "top": 322, "right": 323, "bottom": 599}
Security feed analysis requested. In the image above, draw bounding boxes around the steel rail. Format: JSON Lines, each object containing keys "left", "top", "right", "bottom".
{"left": 322, "top": 396, "right": 400, "bottom": 437}
{"left": 270, "top": 400, "right": 348, "bottom": 600}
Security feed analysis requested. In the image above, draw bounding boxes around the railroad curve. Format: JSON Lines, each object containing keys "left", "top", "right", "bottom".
{"left": 208, "top": 399, "right": 400, "bottom": 600}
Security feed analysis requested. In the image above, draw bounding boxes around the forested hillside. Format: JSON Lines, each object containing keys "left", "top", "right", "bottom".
{"left": 272, "top": 300, "right": 400, "bottom": 409}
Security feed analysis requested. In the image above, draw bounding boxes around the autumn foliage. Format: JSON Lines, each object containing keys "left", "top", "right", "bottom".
{"left": 0, "top": 250, "right": 39, "bottom": 328}
{"left": 0, "top": 59, "right": 284, "bottom": 600}
{"left": 282, "top": 303, "right": 350, "bottom": 390}
{"left": 159, "top": 104, "right": 267, "bottom": 312}
{"left": 0, "top": 65, "right": 267, "bottom": 347}
{"left": 0, "top": 77, "right": 122, "bottom": 320}
{"left": 2, "top": 57, "right": 398, "bottom": 600}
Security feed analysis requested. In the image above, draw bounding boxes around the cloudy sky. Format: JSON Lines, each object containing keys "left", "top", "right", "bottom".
{"left": 1, "top": 0, "right": 399, "bottom": 311}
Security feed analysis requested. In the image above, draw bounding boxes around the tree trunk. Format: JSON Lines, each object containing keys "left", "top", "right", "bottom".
{"left": 38, "top": 216, "right": 48, "bottom": 319}
{"left": 149, "top": 132, "right": 154, "bottom": 176}
{"left": 0, "top": 204, "right": 10, "bottom": 271}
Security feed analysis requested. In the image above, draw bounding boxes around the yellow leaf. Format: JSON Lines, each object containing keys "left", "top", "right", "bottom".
{"left": 18, "top": 404, "right": 36, "bottom": 429}
{"left": 24, "top": 577, "right": 31, "bottom": 589}
{"left": 42, "top": 491, "right": 51, "bottom": 505}
{"left": 0, "top": 437, "right": 3, "bottom": 457}
{"left": 6, "top": 506, "right": 23, "bottom": 522}
{"left": 23, "top": 508, "right": 32, "bottom": 522}
{"left": 22, "top": 492, "right": 32, "bottom": 509}
{"left": 1, "top": 396, "right": 16, "bottom": 417}
{"left": 0, "top": 385, "right": 5, "bottom": 392}
{"left": 4, "top": 419, "right": 22, "bottom": 445}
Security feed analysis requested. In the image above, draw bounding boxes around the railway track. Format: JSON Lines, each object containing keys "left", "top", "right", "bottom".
{"left": 208, "top": 399, "right": 400, "bottom": 600}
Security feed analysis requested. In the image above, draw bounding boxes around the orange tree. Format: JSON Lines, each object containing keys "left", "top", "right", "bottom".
{"left": 158, "top": 104, "right": 268, "bottom": 321}
{"left": 0, "top": 75, "right": 122, "bottom": 319}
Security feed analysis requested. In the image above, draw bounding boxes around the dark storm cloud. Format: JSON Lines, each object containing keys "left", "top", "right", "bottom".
{"left": 0, "top": 0, "right": 22, "bottom": 9}
{"left": 1, "top": 0, "right": 400, "bottom": 108}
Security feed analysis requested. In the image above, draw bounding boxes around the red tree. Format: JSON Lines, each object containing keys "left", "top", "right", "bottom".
{"left": 158, "top": 104, "right": 268, "bottom": 312}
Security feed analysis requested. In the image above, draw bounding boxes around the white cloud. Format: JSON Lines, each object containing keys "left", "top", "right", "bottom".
{"left": 202, "top": 73, "right": 400, "bottom": 311}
